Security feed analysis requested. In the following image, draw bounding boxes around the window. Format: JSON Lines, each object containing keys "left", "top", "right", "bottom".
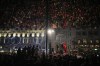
{"left": 83, "top": 39, "right": 87, "bottom": 43}
{"left": 88, "top": 31, "right": 93, "bottom": 36}
{"left": 78, "top": 40, "right": 81, "bottom": 44}
{"left": 94, "top": 31, "right": 98, "bottom": 36}
{"left": 82, "top": 31, "right": 86, "bottom": 35}
{"left": 90, "top": 40, "right": 93, "bottom": 43}
{"left": 96, "top": 40, "right": 99, "bottom": 43}
{"left": 76, "top": 32, "right": 81, "bottom": 36}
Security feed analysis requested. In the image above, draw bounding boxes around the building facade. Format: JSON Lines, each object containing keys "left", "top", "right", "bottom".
{"left": 73, "top": 27, "right": 100, "bottom": 55}
{"left": 0, "top": 30, "right": 46, "bottom": 53}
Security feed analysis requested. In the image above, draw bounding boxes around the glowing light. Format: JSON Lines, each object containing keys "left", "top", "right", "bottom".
{"left": 8, "top": 33, "right": 11, "bottom": 37}
{"left": 4, "top": 33, "right": 7, "bottom": 37}
{"left": 36, "top": 33, "right": 39, "bottom": 37}
{"left": 17, "top": 33, "right": 20, "bottom": 37}
{"left": 47, "top": 29, "right": 54, "bottom": 35}
{"left": 0, "top": 33, "right": 1, "bottom": 37}
{"left": 0, "top": 46, "right": 2, "bottom": 49}
{"left": 32, "top": 33, "right": 35, "bottom": 37}
{"left": 94, "top": 48, "right": 98, "bottom": 51}
{"left": 97, "top": 55, "right": 99, "bottom": 57}
{"left": 14, "top": 48, "right": 18, "bottom": 51}
{"left": 14, "top": 51, "right": 17, "bottom": 54}
{"left": 21, "top": 48, "right": 23, "bottom": 51}
{"left": 0, "top": 50, "right": 4, "bottom": 53}
{"left": 22, "top": 33, "right": 25, "bottom": 37}
{"left": 10, "top": 49, "right": 12, "bottom": 53}
{"left": 13, "top": 33, "right": 16, "bottom": 37}
{"left": 41, "top": 33, "right": 44, "bottom": 37}
{"left": 27, "top": 33, "right": 30, "bottom": 37}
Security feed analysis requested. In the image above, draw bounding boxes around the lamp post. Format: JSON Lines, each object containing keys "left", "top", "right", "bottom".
{"left": 45, "top": 0, "right": 49, "bottom": 55}
{"left": 47, "top": 29, "right": 55, "bottom": 54}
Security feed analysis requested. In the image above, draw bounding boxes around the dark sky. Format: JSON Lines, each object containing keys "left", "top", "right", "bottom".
{"left": 0, "top": 0, "right": 100, "bottom": 29}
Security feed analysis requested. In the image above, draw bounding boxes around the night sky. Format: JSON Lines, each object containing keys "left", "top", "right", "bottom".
{"left": 0, "top": 0, "right": 100, "bottom": 30}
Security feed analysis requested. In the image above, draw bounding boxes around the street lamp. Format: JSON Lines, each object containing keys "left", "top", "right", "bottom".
{"left": 48, "top": 29, "right": 55, "bottom": 35}
{"left": 47, "top": 29, "right": 55, "bottom": 54}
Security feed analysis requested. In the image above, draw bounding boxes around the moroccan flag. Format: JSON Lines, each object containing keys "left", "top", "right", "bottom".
{"left": 63, "top": 42, "right": 67, "bottom": 53}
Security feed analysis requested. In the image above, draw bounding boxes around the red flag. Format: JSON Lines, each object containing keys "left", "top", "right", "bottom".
{"left": 63, "top": 42, "right": 67, "bottom": 53}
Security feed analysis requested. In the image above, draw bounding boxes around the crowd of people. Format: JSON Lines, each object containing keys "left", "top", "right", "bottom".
{"left": 0, "top": 0, "right": 99, "bottom": 30}
{"left": 0, "top": 45, "right": 100, "bottom": 66}
{"left": 0, "top": 0, "right": 100, "bottom": 66}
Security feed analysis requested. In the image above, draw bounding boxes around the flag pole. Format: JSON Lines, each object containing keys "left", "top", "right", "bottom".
{"left": 45, "top": 0, "right": 49, "bottom": 55}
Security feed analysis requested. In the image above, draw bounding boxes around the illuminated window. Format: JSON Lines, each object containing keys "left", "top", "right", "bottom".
{"left": 95, "top": 45, "right": 99, "bottom": 47}
{"left": 90, "top": 40, "right": 92, "bottom": 43}
{"left": 90, "top": 45, "right": 94, "bottom": 47}
{"left": 85, "top": 45, "right": 88, "bottom": 47}
{"left": 78, "top": 40, "right": 81, "bottom": 44}
{"left": 96, "top": 40, "right": 99, "bottom": 43}
{"left": 80, "top": 45, "right": 83, "bottom": 47}
{"left": 83, "top": 39, "right": 87, "bottom": 43}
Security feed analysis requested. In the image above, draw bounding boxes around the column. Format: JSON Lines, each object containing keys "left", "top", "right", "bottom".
{"left": 26, "top": 33, "right": 30, "bottom": 44}
{"left": 0, "top": 33, "right": 1, "bottom": 43}
{"left": 3, "top": 33, "right": 7, "bottom": 44}
{"left": 22, "top": 33, "right": 25, "bottom": 44}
